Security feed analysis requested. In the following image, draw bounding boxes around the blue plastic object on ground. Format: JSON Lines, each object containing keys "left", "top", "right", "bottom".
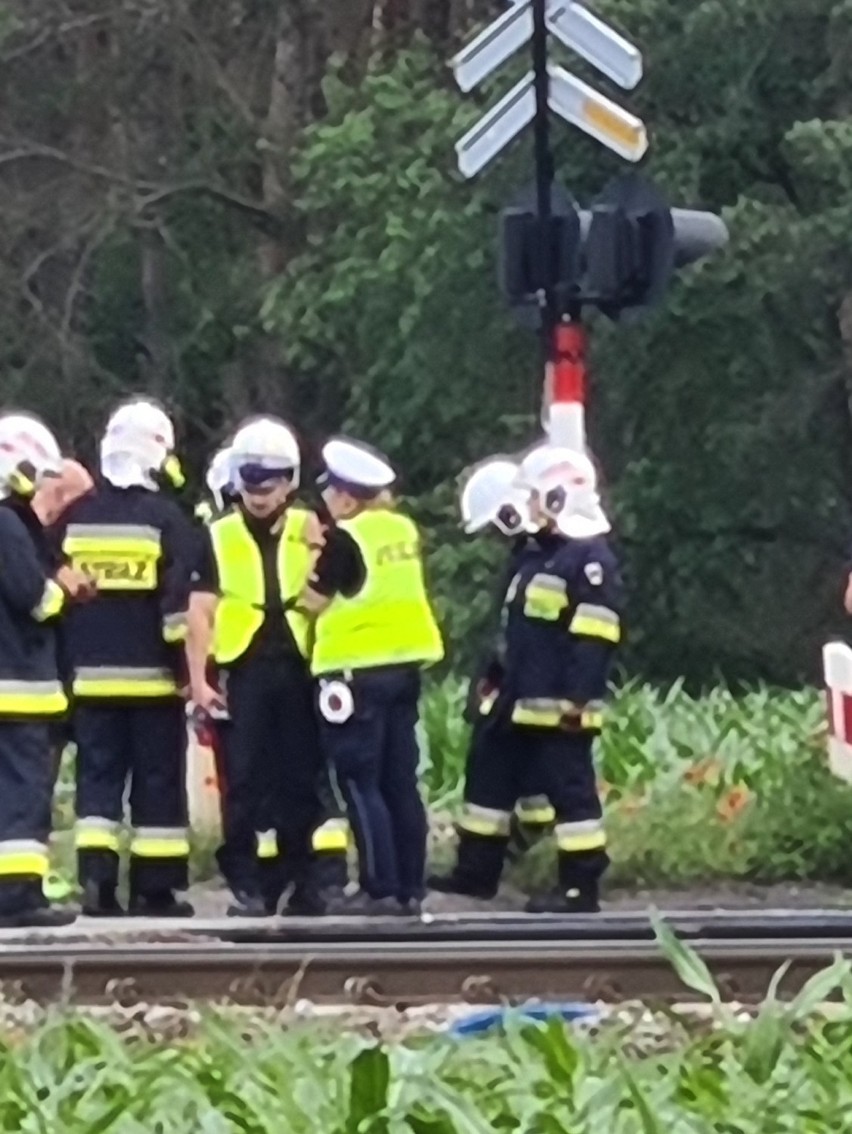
{"left": 449, "top": 1002, "right": 600, "bottom": 1037}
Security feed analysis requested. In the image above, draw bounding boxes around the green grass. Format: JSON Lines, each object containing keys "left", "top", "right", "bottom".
{"left": 1, "top": 932, "right": 852, "bottom": 1130}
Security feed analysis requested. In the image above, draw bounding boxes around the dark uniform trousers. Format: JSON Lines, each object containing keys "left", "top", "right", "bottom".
{"left": 216, "top": 652, "right": 322, "bottom": 901}
{"left": 74, "top": 700, "right": 189, "bottom": 895}
{"left": 0, "top": 722, "right": 55, "bottom": 914}
{"left": 456, "top": 703, "right": 608, "bottom": 893}
{"left": 319, "top": 665, "right": 426, "bottom": 903}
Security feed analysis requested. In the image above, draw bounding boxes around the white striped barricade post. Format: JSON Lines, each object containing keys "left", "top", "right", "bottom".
{"left": 823, "top": 640, "right": 852, "bottom": 784}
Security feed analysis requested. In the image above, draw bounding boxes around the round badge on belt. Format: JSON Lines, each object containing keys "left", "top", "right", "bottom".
{"left": 319, "top": 680, "right": 354, "bottom": 723}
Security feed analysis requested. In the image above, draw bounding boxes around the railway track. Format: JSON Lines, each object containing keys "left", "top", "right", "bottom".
{"left": 0, "top": 910, "right": 849, "bottom": 1005}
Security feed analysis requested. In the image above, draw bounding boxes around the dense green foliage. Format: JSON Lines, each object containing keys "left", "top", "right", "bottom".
{"left": 2, "top": 1, "right": 852, "bottom": 682}
{"left": 2, "top": 943, "right": 852, "bottom": 1131}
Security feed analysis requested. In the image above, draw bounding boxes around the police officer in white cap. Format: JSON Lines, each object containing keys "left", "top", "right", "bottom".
{"left": 299, "top": 437, "right": 444, "bottom": 915}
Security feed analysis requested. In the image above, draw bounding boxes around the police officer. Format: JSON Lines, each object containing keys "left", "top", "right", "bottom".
{"left": 432, "top": 444, "right": 621, "bottom": 913}
{"left": 0, "top": 413, "right": 93, "bottom": 926}
{"left": 59, "top": 398, "right": 195, "bottom": 917}
{"left": 187, "top": 417, "right": 325, "bottom": 917}
{"left": 299, "top": 437, "right": 444, "bottom": 916}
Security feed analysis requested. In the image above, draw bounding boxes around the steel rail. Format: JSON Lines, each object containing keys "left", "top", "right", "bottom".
{"left": 0, "top": 937, "right": 846, "bottom": 1006}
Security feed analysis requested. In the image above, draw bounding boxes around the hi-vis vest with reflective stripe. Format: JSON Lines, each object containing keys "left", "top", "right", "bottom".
{"left": 210, "top": 508, "right": 314, "bottom": 664}
{"left": 311, "top": 510, "right": 444, "bottom": 675}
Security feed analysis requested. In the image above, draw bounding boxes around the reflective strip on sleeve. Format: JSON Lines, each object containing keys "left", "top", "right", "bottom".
{"left": 515, "top": 796, "right": 556, "bottom": 825}
{"left": 162, "top": 612, "right": 188, "bottom": 644}
{"left": 569, "top": 603, "right": 621, "bottom": 643}
{"left": 63, "top": 524, "right": 162, "bottom": 554}
{"left": 523, "top": 573, "right": 569, "bottom": 621}
{"left": 457, "top": 804, "right": 512, "bottom": 838}
{"left": 130, "top": 827, "right": 191, "bottom": 859}
{"left": 312, "top": 817, "right": 349, "bottom": 853}
{"left": 256, "top": 829, "right": 278, "bottom": 859}
{"left": 74, "top": 817, "right": 121, "bottom": 852}
{"left": 555, "top": 819, "right": 607, "bottom": 853}
{"left": 0, "top": 839, "right": 49, "bottom": 877}
{"left": 0, "top": 680, "right": 67, "bottom": 717}
{"left": 72, "top": 667, "right": 178, "bottom": 698}
{"left": 31, "top": 579, "right": 65, "bottom": 622}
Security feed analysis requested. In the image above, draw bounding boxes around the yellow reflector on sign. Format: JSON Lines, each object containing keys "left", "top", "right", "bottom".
{"left": 548, "top": 64, "right": 648, "bottom": 163}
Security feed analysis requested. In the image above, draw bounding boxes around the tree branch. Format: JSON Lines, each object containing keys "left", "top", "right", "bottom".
{"left": 2, "top": 13, "right": 112, "bottom": 65}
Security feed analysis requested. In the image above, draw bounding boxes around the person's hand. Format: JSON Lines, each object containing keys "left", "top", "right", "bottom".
{"left": 54, "top": 565, "right": 97, "bottom": 602}
{"left": 191, "top": 681, "right": 226, "bottom": 715}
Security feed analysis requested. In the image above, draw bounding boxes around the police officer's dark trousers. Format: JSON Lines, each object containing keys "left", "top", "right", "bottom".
{"left": 74, "top": 700, "right": 189, "bottom": 896}
{"left": 440, "top": 710, "right": 607, "bottom": 899}
{"left": 319, "top": 665, "right": 426, "bottom": 903}
{"left": 217, "top": 651, "right": 322, "bottom": 902}
{"left": 0, "top": 722, "right": 54, "bottom": 915}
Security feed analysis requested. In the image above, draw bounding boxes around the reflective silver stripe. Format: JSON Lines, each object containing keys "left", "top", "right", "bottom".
{"left": 31, "top": 580, "right": 64, "bottom": 621}
{"left": 65, "top": 523, "right": 161, "bottom": 542}
{"left": 75, "top": 817, "right": 120, "bottom": 833}
{"left": 556, "top": 820, "right": 604, "bottom": 837}
{"left": 315, "top": 818, "right": 349, "bottom": 835}
{"left": 0, "top": 839, "right": 48, "bottom": 855}
{"left": 0, "top": 679, "right": 65, "bottom": 696}
{"left": 74, "top": 666, "right": 174, "bottom": 682}
{"left": 133, "top": 827, "right": 189, "bottom": 840}
{"left": 515, "top": 697, "right": 573, "bottom": 713}
{"left": 517, "top": 795, "right": 551, "bottom": 810}
{"left": 572, "top": 603, "right": 619, "bottom": 625}
{"left": 529, "top": 573, "right": 568, "bottom": 594}
{"left": 163, "top": 613, "right": 187, "bottom": 631}
{"left": 458, "top": 804, "right": 512, "bottom": 836}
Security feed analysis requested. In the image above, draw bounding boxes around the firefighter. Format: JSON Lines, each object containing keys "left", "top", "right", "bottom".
{"left": 431, "top": 443, "right": 621, "bottom": 913}
{"left": 298, "top": 437, "right": 444, "bottom": 916}
{"left": 59, "top": 398, "right": 195, "bottom": 918}
{"left": 0, "top": 413, "right": 93, "bottom": 926}
{"left": 187, "top": 417, "right": 326, "bottom": 917}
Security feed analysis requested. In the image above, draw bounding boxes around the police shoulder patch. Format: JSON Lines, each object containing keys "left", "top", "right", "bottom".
{"left": 584, "top": 562, "right": 604, "bottom": 586}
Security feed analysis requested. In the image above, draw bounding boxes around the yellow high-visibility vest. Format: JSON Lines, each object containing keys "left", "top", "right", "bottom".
{"left": 210, "top": 508, "right": 314, "bottom": 664}
{"left": 311, "top": 510, "right": 444, "bottom": 675}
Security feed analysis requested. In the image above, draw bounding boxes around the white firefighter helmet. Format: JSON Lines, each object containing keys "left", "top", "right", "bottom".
{"left": 100, "top": 398, "right": 182, "bottom": 490}
{"left": 459, "top": 457, "right": 535, "bottom": 536}
{"left": 205, "top": 445, "right": 236, "bottom": 511}
{"left": 230, "top": 416, "right": 301, "bottom": 490}
{"left": 0, "top": 412, "right": 63, "bottom": 498}
{"left": 518, "top": 442, "right": 610, "bottom": 538}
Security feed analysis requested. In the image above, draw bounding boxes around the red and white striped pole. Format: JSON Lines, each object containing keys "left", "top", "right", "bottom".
{"left": 823, "top": 641, "right": 852, "bottom": 783}
{"left": 544, "top": 320, "right": 588, "bottom": 451}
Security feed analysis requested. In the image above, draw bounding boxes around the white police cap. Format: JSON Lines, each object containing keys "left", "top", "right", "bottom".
{"left": 320, "top": 437, "right": 395, "bottom": 494}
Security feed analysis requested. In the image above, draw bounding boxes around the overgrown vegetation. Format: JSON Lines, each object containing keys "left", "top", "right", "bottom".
{"left": 2, "top": 930, "right": 852, "bottom": 1130}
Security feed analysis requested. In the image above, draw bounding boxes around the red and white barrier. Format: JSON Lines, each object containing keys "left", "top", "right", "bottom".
{"left": 823, "top": 641, "right": 852, "bottom": 783}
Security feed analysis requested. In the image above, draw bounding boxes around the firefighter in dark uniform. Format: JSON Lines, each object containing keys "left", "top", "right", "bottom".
{"left": 0, "top": 414, "right": 94, "bottom": 926}
{"left": 299, "top": 438, "right": 444, "bottom": 916}
{"left": 431, "top": 444, "right": 620, "bottom": 913}
{"left": 187, "top": 417, "right": 325, "bottom": 917}
{"left": 59, "top": 398, "right": 195, "bottom": 918}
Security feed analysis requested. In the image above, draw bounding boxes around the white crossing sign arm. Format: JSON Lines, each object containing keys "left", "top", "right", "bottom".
{"left": 547, "top": 64, "right": 647, "bottom": 162}
{"left": 455, "top": 73, "right": 536, "bottom": 179}
{"left": 452, "top": 0, "right": 533, "bottom": 93}
{"left": 545, "top": 1, "right": 642, "bottom": 90}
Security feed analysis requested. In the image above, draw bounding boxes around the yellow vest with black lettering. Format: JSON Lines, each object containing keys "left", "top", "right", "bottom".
{"left": 311, "top": 510, "right": 444, "bottom": 675}
{"left": 210, "top": 508, "right": 313, "bottom": 664}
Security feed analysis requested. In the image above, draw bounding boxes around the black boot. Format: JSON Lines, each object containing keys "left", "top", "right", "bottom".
{"left": 0, "top": 885, "right": 77, "bottom": 928}
{"left": 525, "top": 849, "right": 606, "bottom": 914}
{"left": 427, "top": 833, "right": 508, "bottom": 900}
{"left": 284, "top": 884, "right": 327, "bottom": 917}
{"left": 129, "top": 890, "right": 194, "bottom": 918}
{"left": 81, "top": 881, "right": 125, "bottom": 917}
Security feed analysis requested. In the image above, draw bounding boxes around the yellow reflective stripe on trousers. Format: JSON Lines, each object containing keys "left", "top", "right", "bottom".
{"left": 0, "top": 839, "right": 48, "bottom": 877}
{"left": 75, "top": 817, "right": 121, "bottom": 852}
{"left": 31, "top": 579, "right": 65, "bottom": 622}
{"left": 457, "top": 804, "right": 512, "bottom": 837}
{"left": 515, "top": 796, "right": 556, "bottom": 825}
{"left": 512, "top": 699, "right": 605, "bottom": 730}
{"left": 256, "top": 830, "right": 278, "bottom": 859}
{"left": 569, "top": 603, "right": 621, "bottom": 643}
{"left": 0, "top": 680, "right": 67, "bottom": 716}
{"left": 313, "top": 818, "right": 349, "bottom": 853}
{"left": 162, "top": 612, "right": 188, "bottom": 643}
{"left": 130, "top": 827, "right": 190, "bottom": 858}
{"left": 556, "top": 819, "right": 606, "bottom": 852}
{"left": 73, "top": 667, "right": 177, "bottom": 698}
